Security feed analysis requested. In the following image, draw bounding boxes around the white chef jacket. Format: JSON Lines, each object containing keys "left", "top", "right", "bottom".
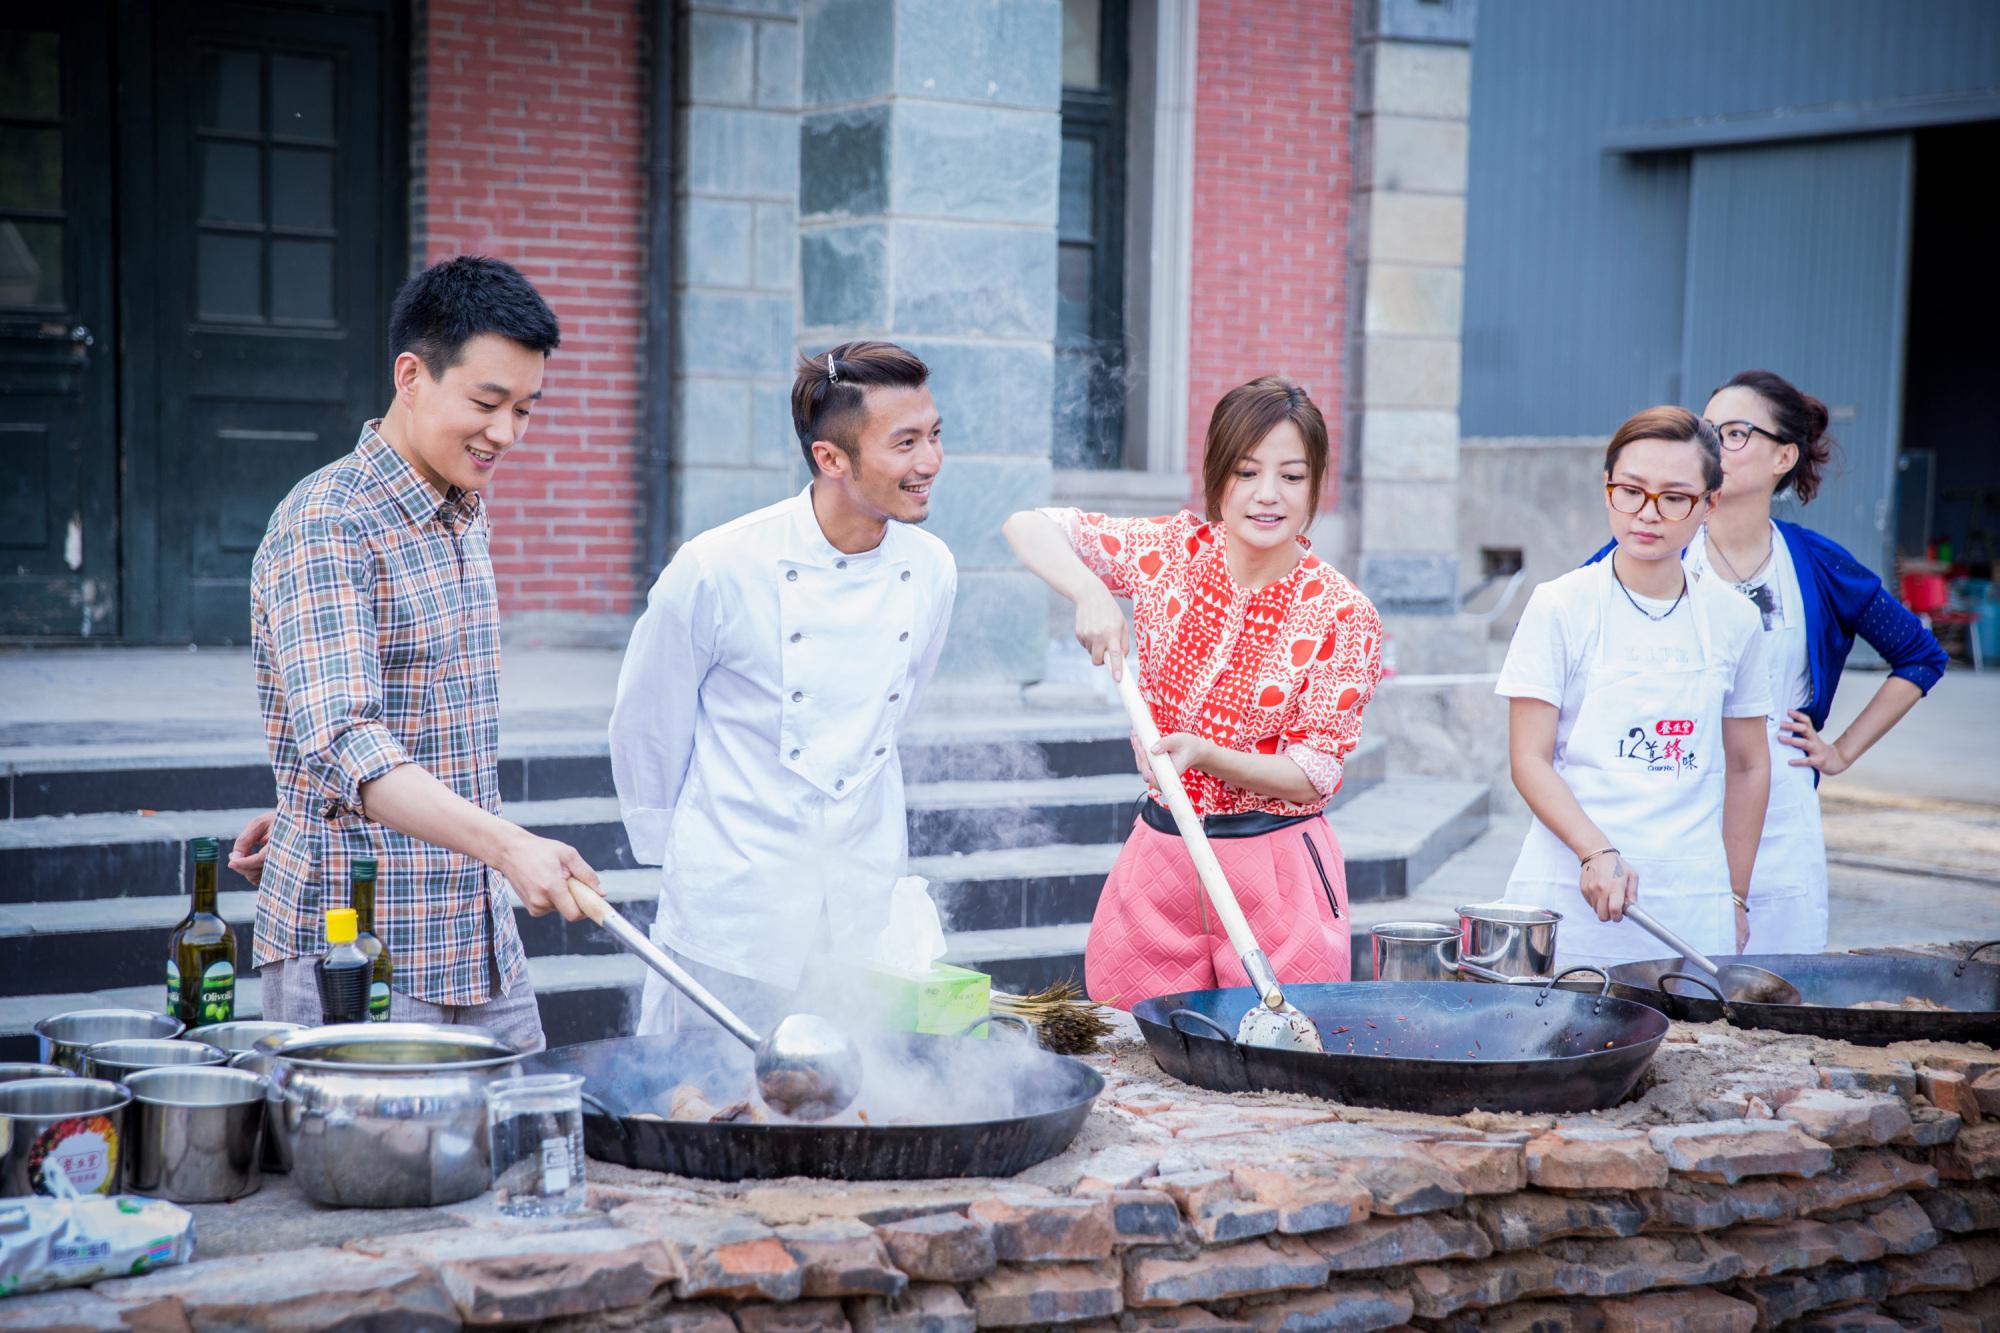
{"left": 609, "top": 486, "right": 957, "bottom": 989}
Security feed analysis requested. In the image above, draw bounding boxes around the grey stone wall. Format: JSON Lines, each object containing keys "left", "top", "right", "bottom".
{"left": 672, "top": 0, "right": 808, "bottom": 539}
{"left": 1459, "top": 436, "right": 1606, "bottom": 639}
{"left": 799, "top": 0, "right": 1063, "bottom": 685}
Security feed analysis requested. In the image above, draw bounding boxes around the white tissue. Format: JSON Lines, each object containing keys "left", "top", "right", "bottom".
{"left": 870, "top": 875, "right": 947, "bottom": 973}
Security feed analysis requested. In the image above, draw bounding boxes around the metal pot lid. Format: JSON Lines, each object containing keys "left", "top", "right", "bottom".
{"left": 269, "top": 1021, "right": 519, "bottom": 1072}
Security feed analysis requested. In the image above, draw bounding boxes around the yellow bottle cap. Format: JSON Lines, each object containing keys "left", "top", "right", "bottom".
{"left": 325, "top": 907, "right": 358, "bottom": 945}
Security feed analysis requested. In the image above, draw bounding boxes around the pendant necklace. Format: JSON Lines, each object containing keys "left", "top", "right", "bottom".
{"left": 1706, "top": 526, "right": 1773, "bottom": 595}
{"left": 1612, "top": 558, "right": 1685, "bottom": 622}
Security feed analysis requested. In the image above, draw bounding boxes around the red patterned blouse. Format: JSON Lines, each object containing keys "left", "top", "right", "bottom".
{"left": 1048, "top": 508, "right": 1385, "bottom": 818}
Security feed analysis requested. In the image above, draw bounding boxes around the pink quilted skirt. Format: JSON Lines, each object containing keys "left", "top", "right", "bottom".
{"left": 1083, "top": 811, "right": 1351, "bottom": 1010}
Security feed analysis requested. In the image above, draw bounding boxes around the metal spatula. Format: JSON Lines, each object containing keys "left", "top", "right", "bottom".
{"left": 1110, "top": 666, "right": 1325, "bottom": 1053}
{"left": 1624, "top": 904, "right": 1803, "bottom": 1005}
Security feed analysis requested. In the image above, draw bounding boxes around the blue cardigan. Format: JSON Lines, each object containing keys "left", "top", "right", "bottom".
{"left": 1584, "top": 519, "right": 1946, "bottom": 733}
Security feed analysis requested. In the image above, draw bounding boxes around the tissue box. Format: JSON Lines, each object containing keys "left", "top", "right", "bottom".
{"left": 802, "top": 958, "right": 991, "bottom": 1036}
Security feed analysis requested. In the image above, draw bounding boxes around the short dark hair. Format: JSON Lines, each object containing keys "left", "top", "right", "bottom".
{"left": 790, "top": 341, "right": 930, "bottom": 473}
{"left": 389, "top": 255, "right": 561, "bottom": 377}
{"left": 1714, "top": 368, "right": 1837, "bottom": 504}
{"left": 1604, "top": 405, "right": 1724, "bottom": 492}
{"left": 1200, "top": 377, "right": 1330, "bottom": 520}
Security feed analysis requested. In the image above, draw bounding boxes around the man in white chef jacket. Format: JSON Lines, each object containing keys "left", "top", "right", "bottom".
{"left": 609, "top": 341, "right": 956, "bottom": 1035}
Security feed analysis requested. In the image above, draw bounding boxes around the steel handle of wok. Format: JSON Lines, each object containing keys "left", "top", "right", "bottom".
{"left": 1452, "top": 959, "right": 1546, "bottom": 986}
{"left": 1111, "top": 665, "right": 1285, "bottom": 1011}
{"left": 568, "top": 878, "right": 764, "bottom": 1050}
{"left": 1622, "top": 905, "right": 1723, "bottom": 979}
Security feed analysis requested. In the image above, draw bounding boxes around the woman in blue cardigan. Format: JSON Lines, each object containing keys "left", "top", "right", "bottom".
{"left": 1592, "top": 369, "right": 1947, "bottom": 953}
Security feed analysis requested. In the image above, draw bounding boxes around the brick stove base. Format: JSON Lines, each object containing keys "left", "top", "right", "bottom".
{"left": 8, "top": 1015, "right": 1998, "bottom": 1331}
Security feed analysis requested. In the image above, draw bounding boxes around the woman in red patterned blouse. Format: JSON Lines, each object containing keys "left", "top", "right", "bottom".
{"left": 1003, "top": 377, "right": 1384, "bottom": 1009}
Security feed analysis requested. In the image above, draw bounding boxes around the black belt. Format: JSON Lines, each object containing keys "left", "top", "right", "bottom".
{"left": 1136, "top": 798, "right": 1321, "bottom": 840}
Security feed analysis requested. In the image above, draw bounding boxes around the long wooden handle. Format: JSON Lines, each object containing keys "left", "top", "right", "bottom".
{"left": 568, "top": 876, "right": 612, "bottom": 926}
{"left": 1112, "top": 666, "right": 1282, "bottom": 1007}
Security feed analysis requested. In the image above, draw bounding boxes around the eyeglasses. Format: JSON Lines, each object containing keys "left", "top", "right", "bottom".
{"left": 1709, "top": 419, "right": 1790, "bottom": 452}
{"left": 1606, "top": 483, "right": 1705, "bottom": 522}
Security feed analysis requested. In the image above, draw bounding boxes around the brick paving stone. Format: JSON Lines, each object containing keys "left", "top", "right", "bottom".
{"left": 776, "top": 1219, "right": 907, "bottom": 1300}
{"left": 1915, "top": 1185, "right": 2000, "bottom": 1233}
{"left": 1405, "top": 1253, "right": 1560, "bottom": 1317}
{"left": 1866, "top": 1193, "right": 1943, "bottom": 1256}
{"left": 342, "top": 1225, "right": 680, "bottom": 1325}
{"left": 1545, "top": 1235, "right": 1745, "bottom": 1298}
{"left": 1787, "top": 1150, "right": 1937, "bottom": 1214}
{"left": 1231, "top": 1165, "right": 1371, "bottom": 1234}
{"left": 1898, "top": 1106, "right": 1963, "bottom": 1147}
{"left": 1425, "top": 1140, "right": 1527, "bottom": 1196}
{"left": 1886, "top": 1244, "right": 1979, "bottom": 1295}
{"left": 1648, "top": 1119, "right": 1835, "bottom": 1183}
{"left": 966, "top": 1197, "right": 1114, "bottom": 1263}
{"left": 1157, "top": 1170, "right": 1280, "bottom": 1244}
{"left": 1525, "top": 1127, "right": 1670, "bottom": 1192}
{"left": 1814, "top": 1051, "right": 1919, "bottom": 1098}
{"left": 848, "top": 1283, "right": 976, "bottom": 1333}
{"left": 1934, "top": 1121, "right": 2000, "bottom": 1180}
{"left": 1471, "top": 1192, "right": 1645, "bottom": 1249}
{"left": 1100, "top": 1189, "right": 1189, "bottom": 1243}
{"left": 91, "top": 1247, "right": 458, "bottom": 1331}
{"left": 1917, "top": 1069, "right": 1983, "bottom": 1125}
{"left": 0, "top": 1289, "right": 187, "bottom": 1332}
{"left": 1635, "top": 1178, "right": 1795, "bottom": 1231}
{"left": 1307, "top": 1212, "right": 1492, "bottom": 1273}
{"left": 736, "top": 1300, "right": 852, "bottom": 1333}
{"left": 1241, "top": 1283, "right": 1414, "bottom": 1333}
{"left": 610, "top": 1208, "right": 805, "bottom": 1304}
{"left": 1779, "top": 1089, "right": 1915, "bottom": 1148}
{"left": 1597, "top": 1288, "right": 1757, "bottom": 1332}
{"left": 969, "top": 1260, "right": 1123, "bottom": 1328}
{"left": 1125, "top": 1236, "right": 1333, "bottom": 1307}
{"left": 874, "top": 1213, "right": 997, "bottom": 1284}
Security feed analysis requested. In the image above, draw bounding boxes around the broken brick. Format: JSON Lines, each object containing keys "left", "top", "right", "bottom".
{"left": 1786, "top": 1149, "right": 1936, "bottom": 1214}
{"left": 1426, "top": 1139, "right": 1527, "bottom": 1196}
{"left": 1777, "top": 1088, "right": 1914, "bottom": 1148}
{"left": 1124, "top": 1236, "right": 1332, "bottom": 1307}
{"left": 1598, "top": 1288, "right": 1757, "bottom": 1332}
{"left": 1933, "top": 1120, "right": 2000, "bottom": 1180}
{"left": 1918, "top": 1068, "right": 1983, "bottom": 1125}
{"left": 1231, "top": 1165, "right": 1370, "bottom": 1234}
{"left": 966, "top": 1197, "right": 1113, "bottom": 1263}
{"left": 968, "top": 1261, "right": 1122, "bottom": 1327}
{"left": 1525, "top": 1126, "right": 1670, "bottom": 1192}
{"left": 873, "top": 1213, "right": 996, "bottom": 1285}
{"left": 1647, "top": 1119, "right": 1834, "bottom": 1183}
{"left": 1471, "top": 1192, "right": 1644, "bottom": 1249}
{"left": 1307, "top": 1212, "right": 1492, "bottom": 1273}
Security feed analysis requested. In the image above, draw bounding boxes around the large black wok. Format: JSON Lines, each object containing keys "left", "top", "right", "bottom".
{"left": 1133, "top": 972, "right": 1668, "bottom": 1115}
{"left": 1600, "top": 942, "right": 2000, "bottom": 1047}
{"left": 523, "top": 1027, "right": 1102, "bottom": 1181}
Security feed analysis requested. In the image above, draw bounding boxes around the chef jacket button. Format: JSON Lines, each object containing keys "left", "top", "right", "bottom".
{"left": 790, "top": 631, "right": 802, "bottom": 643}
{"left": 835, "top": 778, "right": 846, "bottom": 790}
{"left": 785, "top": 569, "right": 798, "bottom": 582}
{"left": 836, "top": 559, "right": 847, "bottom": 570}
{"left": 900, "top": 570, "right": 911, "bottom": 582}
{"left": 889, "top": 692, "right": 901, "bottom": 702}
{"left": 792, "top": 690, "right": 804, "bottom": 702}
{"left": 874, "top": 746, "right": 887, "bottom": 756}
{"left": 790, "top": 748, "right": 801, "bottom": 760}
{"left": 899, "top": 631, "right": 909, "bottom": 641}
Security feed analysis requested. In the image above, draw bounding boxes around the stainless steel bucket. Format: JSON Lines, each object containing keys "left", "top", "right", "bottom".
{"left": 0, "top": 1078, "right": 132, "bottom": 1196}
{"left": 1370, "top": 922, "right": 1460, "bottom": 981}
{"left": 0, "top": 1063, "right": 75, "bottom": 1085}
{"left": 124, "top": 1066, "right": 266, "bottom": 1203}
{"left": 1456, "top": 903, "right": 1562, "bottom": 981}
{"left": 187, "top": 1021, "right": 307, "bottom": 1056}
{"left": 81, "top": 1039, "right": 226, "bottom": 1083}
{"left": 34, "top": 1010, "right": 184, "bottom": 1073}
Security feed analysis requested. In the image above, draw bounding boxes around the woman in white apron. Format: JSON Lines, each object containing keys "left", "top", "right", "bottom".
{"left": 1497, "top": 407, "right": 1773, "bottom": 971}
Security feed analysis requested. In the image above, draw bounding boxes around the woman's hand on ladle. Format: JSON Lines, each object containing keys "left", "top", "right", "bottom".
{"left": 1076, "top": 588, "right": 1130, "bottom": 680}
{"left": 1579, "top": 851, "right": 1639, "bottom": 922}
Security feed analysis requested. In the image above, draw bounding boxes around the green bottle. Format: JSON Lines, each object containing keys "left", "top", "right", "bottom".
{"left": 167, "top": 837, "right": 235, "bottom": 1027}
{"left": 349, "top": 857, "right": 393, "bottom": 1021}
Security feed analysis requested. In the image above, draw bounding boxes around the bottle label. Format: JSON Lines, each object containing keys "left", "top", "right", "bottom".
{"left": 540, "top": 1136, "right": 572, "bottom": 1194}
{"left": 368, "top": 980, "right": 390, "bottom": 1021}
{"left": 198, "top": 961, "right": 235, "bottom": 1025}
{"left": 165, "top": 960, "right": 180, "bottom": 1017}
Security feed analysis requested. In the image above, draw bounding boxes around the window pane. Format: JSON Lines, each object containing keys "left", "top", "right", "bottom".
{"left": 271, "top": 148, "right": 333, "bottom": 230}
{"left": 1057, "top": 242, "right": 1092, "bottom": 336}
{"left": 0, "top": 220, "right": 63, "bottom": 308}
{"left": 200, "top": 141, "right": 262, "bottom": 224}
{"left": 201, "top": 49, "right": 262, "bottom": 134}
{"left": 0, "top": 127, "right": 62, "bottom": 212}
{"left": 271, "top": 56, "right": 335, "bottom": 142}
{"left": 271, "top": 238, "right": 334, "bottom": 322}
{"left": 198, "top": 232, "right": 263, "bottom": 319}
{"left": 0, "top": 31, "right": 60, "bottom": 120}
{"left": 1062, "top": 0, "right": 1102, "bottom": 89}
{"left": 1058, "top": 137, "right": 1095, "bottom": 241}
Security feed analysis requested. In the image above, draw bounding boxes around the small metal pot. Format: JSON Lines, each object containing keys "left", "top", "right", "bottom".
{"left": 34, "top": 1010, "right": 184, "bottom": 1073}
{"left": 1456, "top": 903, "right": 1562, "bottom": 982}
{"left": 267, "top": 1023, "right": 522, "bottom": 1208}
{"left": 232, "top": 1036, "right": 297, "bottom": 1175}
{"left": 187, "top": 1020, "right": 307, "bottom": 1056}
{"left": 0, "top": 1078, "right": 132, "bottom": 1197}
{"left": 0, "top": 1063, "right": 75, "bottom": 1085}
{"left": 1370, "top": 922, "right": 1460, "bottom": 981}
{"left": 81, "top": 1039, "right": 226, "bottom": 1083}
{"left": 124, "top": 1065, "right": 266, "bottom": 1203}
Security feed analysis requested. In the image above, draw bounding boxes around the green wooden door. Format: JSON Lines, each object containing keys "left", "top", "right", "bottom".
{"left": 0, "top": 5, "right": 119, "bottom": 637}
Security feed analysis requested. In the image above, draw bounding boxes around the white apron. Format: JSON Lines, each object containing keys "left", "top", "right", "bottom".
{"left": 1503, "top": 562, "right": 1736, "bottom": 970}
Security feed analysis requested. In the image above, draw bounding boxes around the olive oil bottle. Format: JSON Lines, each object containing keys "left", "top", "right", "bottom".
{"left": 166, "top": 837, "right": 235, "bottom": 1027}
{"left": 348, "top": 857, "right": 393, "bottom": 1021}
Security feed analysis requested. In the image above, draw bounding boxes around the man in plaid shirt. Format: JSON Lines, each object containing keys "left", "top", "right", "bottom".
{"left": 230, "top": 256, "right": 598, "bottom": 1052}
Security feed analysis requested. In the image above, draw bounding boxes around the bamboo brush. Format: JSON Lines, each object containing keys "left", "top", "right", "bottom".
{"left": 991, "top": 978, "right": 1114, "bottom": 1055}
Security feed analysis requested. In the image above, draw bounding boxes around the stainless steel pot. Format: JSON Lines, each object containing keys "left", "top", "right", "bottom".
{"left": 1456, "top": 903, "right": 1561, "bottom": 982}
{"left": 231, "top": 1040, "right": 290, "bottom": 1174}
{"left": 81, "top": 1039, "right": 226, "bottom": 1083}
{"left": 34, "top": 1010, "right": 184, "bottom": 1073}
{"left": 1370, "top": 922, "right": 1459, "bottom": 981}
{"left": 267, "top": 1023, "right": 522, "bottom": 1208}
{"left": 0, "top": 1063, "right": 75, "bottom": 1085}
{"left": 124, "top": 1066, "right": 266, "bottom": 1203}
{"left": 187, "top": 1020, "right": 307, "bottom": 1057}
{"left": 0, "top": 1078, "right": 132, "bottom": 1197}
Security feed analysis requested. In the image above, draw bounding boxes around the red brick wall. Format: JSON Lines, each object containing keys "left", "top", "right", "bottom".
{"left": 1185, "top": 0, "right": 1352, "bottom": 505}
{"left": 421, "top": 0, "right": 648, "bottom": 623}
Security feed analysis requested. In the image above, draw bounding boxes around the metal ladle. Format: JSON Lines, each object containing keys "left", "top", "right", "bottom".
{"left": 567, "top": 879, "right": 864, "bottom": 1119}
{"left": 1624, "top": 904, "right": 1803, "bottom": 1005}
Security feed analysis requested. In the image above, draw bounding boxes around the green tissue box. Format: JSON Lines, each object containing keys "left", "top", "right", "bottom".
{"left": 803, "top": 958, "right": 992, "bottom": 1036}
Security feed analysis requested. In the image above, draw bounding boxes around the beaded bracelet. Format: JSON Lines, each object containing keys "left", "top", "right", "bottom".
{"left": 1578, "top": 846, "right": 1618, "bottom": 868}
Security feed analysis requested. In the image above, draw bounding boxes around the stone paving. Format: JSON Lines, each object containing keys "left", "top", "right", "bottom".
{"left": 6, "top": 981, "right": 1998, "bottom": 1332}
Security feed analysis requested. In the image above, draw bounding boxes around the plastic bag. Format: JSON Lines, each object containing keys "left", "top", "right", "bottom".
{"left": 0, "top": 1163, "right": 193, "bottom": 1298}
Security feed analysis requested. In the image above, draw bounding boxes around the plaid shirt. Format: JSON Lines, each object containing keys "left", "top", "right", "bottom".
{"left": 249, "top": 423, "right": 527, "bottom": 1006}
